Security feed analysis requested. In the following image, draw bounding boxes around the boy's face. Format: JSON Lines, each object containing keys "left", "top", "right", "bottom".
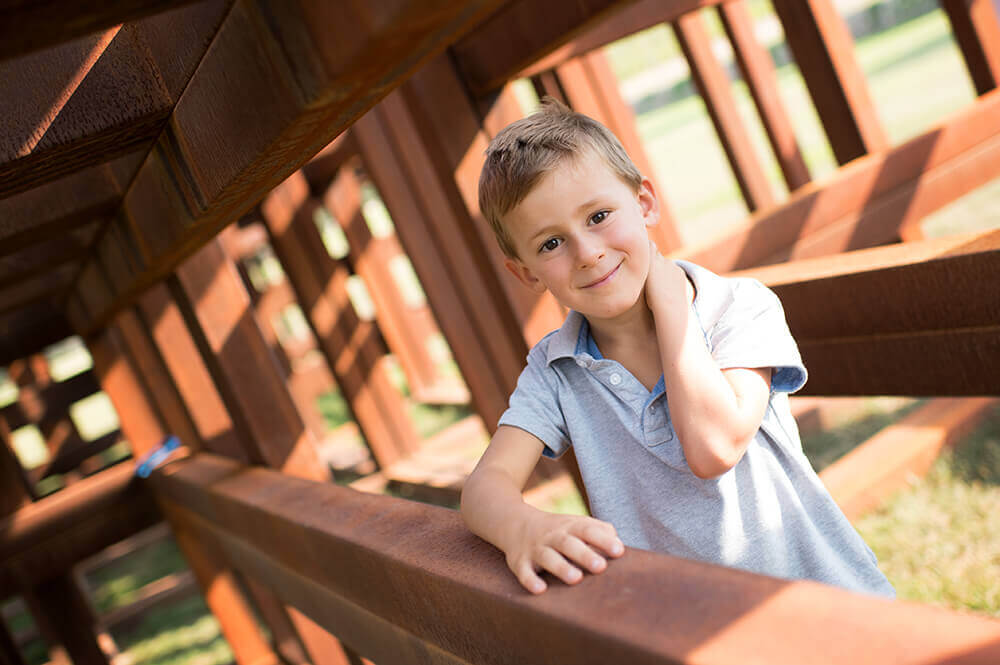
{"left": 501, "top": 149, "right": 660, "bottom": 324}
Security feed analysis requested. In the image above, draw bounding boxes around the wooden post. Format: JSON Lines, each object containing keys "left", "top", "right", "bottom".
{"left": 259, "top": 172, "right": 420, "bottom": 469}
{"left": 941, "top": 0, "right": 1000, "bottom": 96}
{"left": 771, "top": 0, "right": 887, "bottom": 163}
{"left": 88, "top": 327, "right": 283, "bottom": 665}
{"left": 168, "top": 239, "right": 329, "bottom": 480}
{"left": 674, "top": 11, "right": 776, "bottom": 213}
{"left": 166, "top": 242, "right": 361, "bottom": 664}
{"left": 32, "top": 575, "right": 109, "bottom": 665}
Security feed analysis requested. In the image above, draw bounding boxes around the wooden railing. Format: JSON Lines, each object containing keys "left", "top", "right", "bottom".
{"left": 150, "top": 452, "right": 1000, "bottom": 665}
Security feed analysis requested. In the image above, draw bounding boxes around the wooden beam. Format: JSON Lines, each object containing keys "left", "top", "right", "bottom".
{"left": 679, "top": 89, "right": 1000, "bottom": 272}
{"left": 259, "top": 173, "right": 420, "bottom": 469}
{"left": 718, "top": 1, "right": 810, "bottom": 192}
{"left": 820, "top": 398, "right": 998, "bottom": 521}
{"left": 0, "top": 2, "right": 230, "bottom": 198}
{"left": 67, "top": 0, "right": 506, "bottom": 335}
{"left": 0, "top": 0, "right": 205, "bottom": 60}
{"left": 454, "top": 0, "right": 727, "bottom": 95}
{"left": 0, "top": 463, "right": 161, "bottom": 594}
{"left": 674, "top": 11, "right": 775, "bottom": 212}
{"left": 770, "top": 0, "right": 887, "bottom": 164}
{"left": 32, "top": 574, "right": 111, "bottom": 665}
{"left": 0, "top": 303, "right": 74, "bottom": 368}
{"left": 515, "top": 0, "right": 725, "bottom": 81}
{"left": 152, "top": 452, "right": 1000, "bottom": 665}
{"left": 169, "top": 239, "right": 330, "bottom": 480}
{"left": 941, "top": 0, "right": 1000, "bottom": 96}
{"left": 735, "top": 228, "right": 1000, "bottom": 396}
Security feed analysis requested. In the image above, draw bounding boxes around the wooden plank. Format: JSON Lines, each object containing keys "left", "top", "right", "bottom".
{"left": 680, "top": 89, "right": 1000, "bottom": 272}
{"left": 0, "top": 0, "right": 205, "bottom": 59}
{"left": 674, "top": 11, "right": 775, "bottom": 212}
{"left": 89, "top": 325, "right": 291, "bottom": 665}
{"left": 135, "top": 283, "right": 249, "bottom": 462}
{"left": 0, "top": 437, "right": 32, "bottom": 517}
{"left": 515, "top": 0, "right": 724, "bottom": 80}
{"left": 735, "top": 228, "right": 1000, "bottom": 396}
{"left": 718, "top": 0, "right": 810, "bottom": 192}
{"left": 70, "top": 0, "right": 506, "bottom": 335}
{"left": 0, "top": 303, "right": 74, "bottom": 368}
{"left": 0, "top": 155, "right": 134, "bottom": 257}
{"left": 154, "top": 452, "right": 1000, "bottom": 665}
{"left": 354, "top": 100, "right": 511, "bottom": 427}
{"left": 113, "top": 309, "right": 202, "bottom": 450}
{"left": 0, "top": 264, "right": 77, "bottom": 316}
{"left": 170, "top": 239, "right": 330, "bottom": 480}
{"left": 454, "top": 0, "right": 727, "bottom": 95}
{"left": 26, "top": 431, "right": 123, "bottom": 485}
{"left": 554, "top": 51, "right": 684, "bottom": 250}
{"left": 259, "top": 173, "right": 420, "bottom": 468}
{"left": 820, "top": 398, "right": 998, "bottom": 521}
{"left": 32, "top": 574, "right": 110, "bottom": 665}
{"left": 0, "top": 463, "right": 161, "bottom": 594}
{"left": 941, "top": 0, "right": 1000, "bottom": 96}
{"left": 0, "top": 1, "right": 230, "bottom": 198}
{"left": 770, "top": 0, "right": 886, "bottom": 164}
{"left": 323, "top": 161, "right": 443, "bottom": 399}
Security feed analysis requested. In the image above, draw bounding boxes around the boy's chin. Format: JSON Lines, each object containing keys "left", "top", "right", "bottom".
{"left": 580, "top": 292, "right": 645, "bottom": 321}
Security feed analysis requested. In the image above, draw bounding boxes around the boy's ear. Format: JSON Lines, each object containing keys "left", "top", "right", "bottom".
{"left": 504, "top": 257, "right": 548, "bottom": 293}
{"left": 637, "top": 176, "right": 660, "bottom": 227}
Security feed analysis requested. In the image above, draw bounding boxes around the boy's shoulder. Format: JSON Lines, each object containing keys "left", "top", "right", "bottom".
{"left": 677, "top": 259, "right": 781, "bottom": 330}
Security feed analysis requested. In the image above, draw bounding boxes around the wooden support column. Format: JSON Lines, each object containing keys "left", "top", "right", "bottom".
{"left": 167, "top": 243, "right": 360, "bottom": 665}
{"left": 551, "top": 51, "right": 685, "bottom": 250}
{"left": 325, "top": 159, "right": 451, "bottom": 403}
{"left": 353, "top": 106, "right": 512, "bottom": 430}
{"left": 112, "top": 306, "right": 322, "bottom": 665}
{"left": 0, "top": 613, "right": 26, "bottom": 665}
{"left": 32, "top": 575, "right": 108, "bottom": 665}
{"left": 674, "top": 11, "right": 775, "bottom": 212}
{"left": 718, "top": 0, "right": 811, "bottom": 192}
{"left": 260, "top": 172, "right": 420, "bottom": 469}
{"left": 771, "top": 0, "right": 887, "bottom": 163}
{"left": 941, "top": 0, "right": 1000, "bottom": 96}
{"left": 88, "top": 327, "right": 282, "bottom": 665}
{"left": 169, "top": 239, "right": 329, "bottom": 481}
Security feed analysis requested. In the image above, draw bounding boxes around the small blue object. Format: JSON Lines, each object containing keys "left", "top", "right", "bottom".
{"left": 135, "top": 435, "right": 181, "bottom": 478}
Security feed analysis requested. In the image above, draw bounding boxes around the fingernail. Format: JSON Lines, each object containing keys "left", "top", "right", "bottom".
{"left": 568, "top": 569, "right": 582, "bottom": 582}
{"left": 532, "top": 581, "right": 545, "bottom": 593}
{"left": 612, "top": 540, "right": 624, "bottom": 555}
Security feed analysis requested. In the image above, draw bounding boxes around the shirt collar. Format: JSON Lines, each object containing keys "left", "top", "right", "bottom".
{"left": 545, "top": 310, "right": 587, "bottom": 365}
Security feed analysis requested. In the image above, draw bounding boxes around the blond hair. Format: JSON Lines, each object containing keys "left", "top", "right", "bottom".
{"left": 478, "top": 98, "right": 643, "bottom": 258}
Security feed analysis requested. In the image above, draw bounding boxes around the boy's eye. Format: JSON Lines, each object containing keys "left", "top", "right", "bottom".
{"left": 589, "top": 210, "right": 610, "bottom": 224}
{"left": 540, "top": 237, "right": 561, "bottom": 253}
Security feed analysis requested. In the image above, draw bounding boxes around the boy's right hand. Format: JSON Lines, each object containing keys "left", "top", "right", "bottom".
{"left": 505, "top": 509, "right": 624, "bottom": 594}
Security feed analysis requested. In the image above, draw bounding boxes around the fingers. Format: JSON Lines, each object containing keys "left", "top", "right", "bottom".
{"left": 574, "top": 520, "right": 625, "bottom": 559}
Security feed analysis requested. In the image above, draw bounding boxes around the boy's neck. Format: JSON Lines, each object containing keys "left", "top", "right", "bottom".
{"left": 586, "top": 300, "right": 657, "bottom": 360}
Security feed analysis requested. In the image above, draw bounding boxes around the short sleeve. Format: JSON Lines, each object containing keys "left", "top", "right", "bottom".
{"left": 707, "top": 278, "right": 807, "bottom": 393}
{"left": 497, "top": 345, "right": 571, "bottom": 458}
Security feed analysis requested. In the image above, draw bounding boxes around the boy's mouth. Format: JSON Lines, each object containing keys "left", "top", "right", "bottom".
{"left": 581, "top": 262, "right": 621, "bottom": 288}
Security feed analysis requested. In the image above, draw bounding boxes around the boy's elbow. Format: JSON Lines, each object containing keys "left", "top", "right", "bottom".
{"left": 685, "top": 434, "right": 749, "bottom": 479}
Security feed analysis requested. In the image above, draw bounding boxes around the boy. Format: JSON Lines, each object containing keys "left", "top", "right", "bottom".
{"left": 460, "top": 100, "right": 894, "bottom": 598}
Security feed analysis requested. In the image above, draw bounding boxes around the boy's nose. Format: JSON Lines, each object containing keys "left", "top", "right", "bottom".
{"left": 575, "top": 237, "right": 605, "bottom": 268}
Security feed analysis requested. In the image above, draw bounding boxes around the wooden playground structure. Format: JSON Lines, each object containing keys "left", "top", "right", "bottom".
{"left": 2, "top": 0, "right": 1000, "bottom": 663}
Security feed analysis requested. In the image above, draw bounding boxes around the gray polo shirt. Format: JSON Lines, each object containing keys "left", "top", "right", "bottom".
{"left": 499, "top": 260, "right": 894, "bottom": 597}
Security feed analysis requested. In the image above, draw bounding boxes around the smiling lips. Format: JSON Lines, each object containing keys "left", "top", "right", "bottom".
{"left": 582, "top": 262, "right": 621, "bottom": 288}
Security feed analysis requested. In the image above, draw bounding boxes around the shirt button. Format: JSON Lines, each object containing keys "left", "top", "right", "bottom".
{"left": 609, "top": 373, "right": 622, "bottom": 386}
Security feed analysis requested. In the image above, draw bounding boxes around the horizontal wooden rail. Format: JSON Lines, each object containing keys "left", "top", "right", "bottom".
{"left": 150, "top": 453, "right": 1000, "bottom": 665}
{"left": 820, "top": 398, "right": 998, "bottom": 521}
{"left": 734, "top": 228, "right": 1000, "bottom": 396}
{"left": 0, "top": 462, "right": 161, "bottom": 594}
{"left": 681, "top": 88, "right": 1000, "bottom": 272}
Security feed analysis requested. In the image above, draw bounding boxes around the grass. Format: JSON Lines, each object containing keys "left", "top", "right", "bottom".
{"left": 855, "top": 406, "right": 1000, "bottom": 615}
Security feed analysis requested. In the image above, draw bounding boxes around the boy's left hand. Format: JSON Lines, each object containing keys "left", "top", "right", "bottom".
{"left": 644, "top": 240, "right": 690, "bottom": 316}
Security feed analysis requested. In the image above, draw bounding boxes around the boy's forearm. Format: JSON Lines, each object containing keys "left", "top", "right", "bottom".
{"left": 653, "top": 301, "right": 763, "bottom": 477}
{"left": 460, "top": 467, "right": 538, "bottom": 554}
